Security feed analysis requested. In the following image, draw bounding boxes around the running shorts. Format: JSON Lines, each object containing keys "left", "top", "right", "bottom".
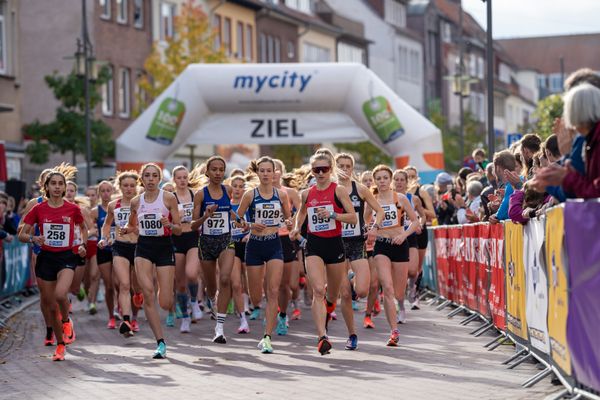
{"left": 373, "top": 237, "right": 410, "bottom": 263}
{"left": 280, "top": 235, "right": 297, "bottom": 263}
{"left": 172, "top": 231, "right": 199, "bottom": 254}
{"left": 97, "top": 248, "right": 113, "bottom": 265}
{"left": 35, "top": 250, "right": 77, "bottom": 281}
{"left": 112, "top": 241, "right": 136, "bottom": 266}
{"left": 245, "top": 234, "right": 283, "bottom": 266}
{"left": 306, "top": 234, "right": 345, "bottom": 265}
{"left": 416, "top": 226, "right": 428, "bottom": 250}
{"left": 135, "top": 236, "right": 175, "bottom": 267}
{"left": 343, "top": 239, "right": 366, "bottom": 262}
{"left": 199, "top": 233, "right": 232, "bottom": 261}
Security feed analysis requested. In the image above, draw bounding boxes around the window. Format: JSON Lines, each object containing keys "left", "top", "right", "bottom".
{"left": 274, "top": 38, "right": 281, "bottom": 62}
{"left": 287, "top": 40, "right": 295, "bottom": 60}
{"left": 118, "top": 68, "right": 130, "bottom": 118}
{"left": 537, "top": 74, "right": 547, "bottom": 89}
{"left": 337, "top": 42, "right": 365, "bottom": 64}
{"left": 236, "top": 22, "right": 244, "bottom": 59}
{"left": 508, "top": 104, "right": 514, "bottom": 126}
{"left": 499, "top": 63, "right": 511, "bottom": 84}
{"left": 133, "top": 0, "right": 143, "bottom": 28}
{"left": 212, "top": 14, "right": 221, "bottom": 50}
{"left": 522, "top": 109, "right": 530, "bottom": 125}
{"left": 469, "top": 92, "right": 485, "bottom": 122}
{"left": 134, "top": 69, "right": 146, "bottom": 112}
{"left": 384, "top": 0, "right": 406, "bottom": 28}
{"left": 223, "top": 17, "right": 231, "bottom": 56}
{"left": 285, "top": 0, "right": 312, "bottom": 14}
{"left": 549, "top": 73, "right": 563, "bottom": 92}
{"left": 302, "top": 42, "right": 330, "bottom": 62}
{"left": 116, "top": 0, "right": 127, "bottom": 23}
{"left": 0, "top": 2, "right": 5, "bottom": 74}
{"left": 245, "top": 25, "right": 253, "bottom": 61}
{"left": 102, "top": 65, "right": 114, "bottom": 116}
{"left": 160, "top": 2, "right": 175, "bottom": 41}
{"left": 441, "top": 21, "right": 451, "bottom": 43}
{"left": 469, "top": 54, "right": 476, "bottom": 77}
{"left": 99, "top": 0, "right": 111, "bottom": 19}
{"left": 259, "top": 33, "right": 266, "bottom": 62}
{"left": 477, "top": 56, "right": 484, "bottom": 79}
{"left": 267, "top": 35, "right": 274, "bottom": 63}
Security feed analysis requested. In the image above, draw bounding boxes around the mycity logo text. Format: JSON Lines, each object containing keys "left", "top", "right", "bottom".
{"left": 233, "top": 71, "right": 313, "bottom": 94}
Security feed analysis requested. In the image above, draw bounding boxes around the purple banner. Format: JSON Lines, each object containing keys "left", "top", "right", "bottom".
{"left": 565, "top": 201, "right": 600, "bottom": 392}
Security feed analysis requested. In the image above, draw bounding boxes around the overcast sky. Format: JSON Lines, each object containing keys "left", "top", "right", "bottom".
{"left": 461, "top": 0, "right": 600, "bottom": 38}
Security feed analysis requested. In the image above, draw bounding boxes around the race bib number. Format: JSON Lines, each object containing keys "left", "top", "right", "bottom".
{"left": 342, "top": 212, "right": 361, "bottom": 238}
{"left": 308, "top": 205, "right": 336, "bottom": 233}
{"left": 230, "top": 219, "right": 245, "bottom": 238}
{"left": 179, "top": 202, "right": 194, "bottom": 223}
{"left": 381, "top": 204, "right": 399, "bottom": 228}
{"left": 138, "top": 213, "right": 165, "bottom": 237}
{"left": 114, "top": 207, "right": 130, "bottom": 228}
{"left": 43, "top": 223, "right": 70, "bottom": 248}
{"left": 203, "top": 211, "right": 230, "bottom": 235}
{"left": 255, "top": 202, "right": 282, "bottom": 227}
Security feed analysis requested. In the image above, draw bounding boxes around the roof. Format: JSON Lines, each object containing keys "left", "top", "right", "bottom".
{"left": 407, "top": 0, "right": 430, "bottom": 15}
{"left": 433, "top": 0, "right": 485, "bottom": 40}
{"left": 498, "top": 33, "right": 600, "bottom": 75}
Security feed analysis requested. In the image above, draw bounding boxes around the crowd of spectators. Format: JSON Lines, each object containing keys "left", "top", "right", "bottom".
{"left": 430, "top": 67, "right": 600, "bottom": 227}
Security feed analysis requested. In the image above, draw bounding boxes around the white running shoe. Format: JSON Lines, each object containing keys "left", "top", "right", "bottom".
{"left": 191, "top": 302, "right": 204, "bottom": 322}
{"left": 237, "top": 318, "right": 250, "bottom": 334}
{"left": 397, "top": 309, "right": 407, "bottom": 324}
{"left": 180, "top": 317, "right": 191, "bottom": 333}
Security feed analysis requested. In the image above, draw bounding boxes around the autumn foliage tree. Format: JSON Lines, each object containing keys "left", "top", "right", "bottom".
{"left": 137, "top": 0, "right": 227, "bottom": 113}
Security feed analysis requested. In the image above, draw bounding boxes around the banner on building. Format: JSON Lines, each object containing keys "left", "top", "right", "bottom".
{"left": 1, "top": 240, "right": 30, "bottom": 299}
{"left": 564, "top": 201, "right": 600, "bottom": 392}
{"left": 545, "top": 207, "right": 571, "bottom": 376}
{"left": 524, "top": 219, "right": 550, "bottom": 355}
{"left": 504, "top": 222, "right": 527, "bottom": 341}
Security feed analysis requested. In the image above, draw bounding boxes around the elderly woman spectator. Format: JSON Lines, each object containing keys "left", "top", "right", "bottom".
{"left": 535, "top": 83, "right": 600, "bottom": 198}
{"left": 457, "top": 180, "right": 483, "bottom": 224}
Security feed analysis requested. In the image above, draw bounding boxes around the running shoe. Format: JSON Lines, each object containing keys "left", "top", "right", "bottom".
{"left": 291, "top": 308, "right": 301, "bottom": 320}
{"left": 191, "top": 301, "right": 204, "bottom": 322}
{"left": 299, "top": 276, "right": 306, "bottom": 289}
{"left": 153, "top": 342, "right": 167, "bottom": 359}
{"left": 258, "top": 336, "right": 273, "bottom": 354}
{"left": 131, "top": 319, "right": 140, "bottom": 332}
{"left": 317, "top": 336, "right": 332, "bottom": 355}
{"left": 363, "top": 315, "right": 375, "bottom": 329}
{"left": 63, "top": 318, "right": 76, "bottom": 345}
{"left": 166, "top": 312, "right": 175, "bottom": 327}
{"left": 373, "top": 299, "right": 381, "bottom": 316}
{"left": 88, "top": 302, "right": 97, "bottom": 315}
{"left": 175, "top": 303, "right": 184, "bottom": 319}
{"left": 396, "top": 309, "right": 407, "bottom": 324}
{"left": 213, "top": 325, "right": 227, "bottom": 344}
{"left": 52, "top": 344, "right": 66, "bottom": 361}
{"left": 44, "top": 333, "right": 55, "bottom": 347}
{"left": 352, "top": 300, "right": 360, "bottom": 311}
{"left": 276, "top": 315, "right": 288, "bottom": 336}
{"left": 325, "top": 299, "right": 336, "bottom": 314}
{"left": 107, "top": 317, "right": 116, "bottom": 329}
{"left": 119, "top": 321, "right": 134, "bottom": 337}
{"left": 237, "top": 318, "right": 250, "bottom": 334}
{"left": 387, "top": 329, "right": 400, "bottom": 347}
{"left": 206, "top": 298, "right": 217, "bottom": 320}
{"left": 77, "top": 287, "right": 86, "bottom": 301}
{"left": 227, "top": 300, "right": 235, "bottom": 315}
{"left": 132, "top": 292, "right": 144, "bottom": 308}
{"left": 345, "top": 334, "right": 358, "bottom": 351}
{"left": 330, "top": 311, "right": 337, "bottom": 320}
{"left": 408, "top": 281, "right": 418, "bottom": 304}
{"left": 410, "top": 298, "right": 421, "bottom": 311}
{"left": 249, "top": 308, "right": 261, "bottom": 321}
{"left": 180, "top": 317, "right": 191, "bottom": 333}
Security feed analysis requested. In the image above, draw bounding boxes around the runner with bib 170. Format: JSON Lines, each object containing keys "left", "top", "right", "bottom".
{"left": 290, "top": 148, "right": 357, "bottom": 355}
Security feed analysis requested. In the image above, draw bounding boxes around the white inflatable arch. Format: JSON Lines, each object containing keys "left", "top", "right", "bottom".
{"left": 117, "top": 63, "right": 444, "bottom": 181}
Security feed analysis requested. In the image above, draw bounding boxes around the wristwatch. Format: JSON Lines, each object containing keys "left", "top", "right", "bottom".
{"left": 329, "top": 211, "right": 337, "bottom": 220}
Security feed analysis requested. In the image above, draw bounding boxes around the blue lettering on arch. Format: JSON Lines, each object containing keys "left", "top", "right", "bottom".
{"left": 233, "top": 71, "right": 313, "bottom": 94}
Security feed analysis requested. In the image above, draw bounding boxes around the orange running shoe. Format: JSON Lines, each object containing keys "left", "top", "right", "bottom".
{"left": 292, "top": 308, "right": 301, "bottom": 320}
{"left": 119, "top": 320, "right": 134, "bottom": 337}
{"left": 107, "top": 317, "right": 116, "bottom": 329}
{"left": 373, "top": 299, "right": 382, "bottom": 316}
{"left": 324, "top": 298, "right": 336, "bottom": 314}
{"left": 131, "top": 319, "right": 140, "bottom": 332}
{"left": 317, "top": 336, "right": 332, "bottom": 355}
{"left": 44, "top": 333, "right": 55, "bottom": 347}
{"left": 52, "top": 344, "right": 66, "bottom": 361}
{"left": 63, "top": 319, "right": 76, "bottom": 345}
{"left": 132, "top": 292, "right": 144, "bottom": 308}
{"left": 386, "top": 329, "right": 400, "bottom": 347}
{"left": 363, "top": 315, "right": 375, "bottom": 329}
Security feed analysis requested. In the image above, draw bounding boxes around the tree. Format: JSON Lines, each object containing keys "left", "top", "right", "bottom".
{"left": 333, "top": 142, "right": 392, "bottom": 170}
{"left": 24, "top": 67, "right": 114, "bottom": 165}
{"left": 137, "top": 0, "right": 227, "bottom": 112}
{"left": 532, "top": 94, "right": 563, "bottom": 139}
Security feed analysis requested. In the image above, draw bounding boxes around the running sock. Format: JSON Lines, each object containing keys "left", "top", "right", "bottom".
{"left": 46, "top": 327, "right": 53, "bottom": 339}
{"left": 188, "top": 283, "right": 199, "bottom": 301}
{"left": 279, "top": 312, "right": 286, "bottom": 319}
{"left": 239, "top": 313, "right": 247, "bottom": 323}
{"left": 216, "top": 313, "right": 226, "bottom": 329}
{"left": 264, "top": 334, "right": 271, "bottom": 339}
{"left": 157, "top": 338, "right": 165, "bottom": 346}
{"left": 176, "top": 293, "right": 189, "bottom": 318}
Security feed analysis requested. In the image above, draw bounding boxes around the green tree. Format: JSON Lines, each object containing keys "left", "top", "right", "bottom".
{"left": 24, "top": 66, "right": 114, "bottom": 165}
{"left": 137, "top": 0, "right": 227, "bottom": 113}
{"left": 333, "top": 142, "right": 392, "bottom": 169}
{"left": 532, "top": 94, "right": 563, "bottom": 139}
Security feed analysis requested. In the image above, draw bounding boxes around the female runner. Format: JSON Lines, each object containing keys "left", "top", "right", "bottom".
{"left": 291, "top": 148, "right": 356, "bottom": 355}
{"left": 122, "top": 163, "right": 182, "bottom": 359}
{"left": 365, "top": 165, "right": 418, "bottom": 346}
{"left": 19, "top": 170, "right": 87, "bottom": 361}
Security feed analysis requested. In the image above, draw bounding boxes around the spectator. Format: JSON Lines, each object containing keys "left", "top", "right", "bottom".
{"left": 490, "top": 150, "right": 520, "bottom": 224}
{"left": 480, "top": 163, "right": 498, "bottom": 220}
{"left": 457, "top": 180, "right": 483, "bottom": 224}
{"left": 509, "top": 181, "right": 547, "bottom": 225}
{"left": 0, "top": 195, "right": 15, "bottom": 243}
{"left": 520, "top": 133, "right": 542, "bottom": 180}
{"left": 536, "top": 83, "right": 600, "bottom": 198}
{"left": 434, "top": 172, "right": 458, "bottom": 225}
{"left": 472, "top": 148, "right": 490, "bottom": 171}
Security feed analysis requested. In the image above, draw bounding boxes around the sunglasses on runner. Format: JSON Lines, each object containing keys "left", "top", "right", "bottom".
{"left": 312, "top": 166, "right": 331, "bottom": 174}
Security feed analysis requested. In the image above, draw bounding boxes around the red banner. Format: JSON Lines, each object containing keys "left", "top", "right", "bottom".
{"left": 434, "top": 228, "right": 449, "bottom": 299}
{"left": 488, "top": 223, "right": 506, "bottom": 331}
{"left": 476, "top": 224, "right": 491, "bottom": 318}
{"left": 447, "top": 227, "right": 463, "bottom": 304}
{"left": 462, "top": 224, "right": 479, "bottom": 311}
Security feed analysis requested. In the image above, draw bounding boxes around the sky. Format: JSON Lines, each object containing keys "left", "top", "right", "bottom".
{"left": 461, "top": 0, "right": 600, "bottom": 38}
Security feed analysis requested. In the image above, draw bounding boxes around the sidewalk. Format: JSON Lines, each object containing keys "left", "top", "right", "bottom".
{"left": 0, "top": 299, "right": 557, "bottom": 400}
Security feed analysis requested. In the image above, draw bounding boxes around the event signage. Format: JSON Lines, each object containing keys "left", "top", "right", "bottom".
{"left": 489, "top": 223, "right": 506, "bottom": 330}
{"left": 545, "top": 207, "right": 571, "bottom": 376}
{"left": 477, "top": 224, "right": 491, "bottom": 318}
{"left": 504, "top": 222, "right": 528, "bottom": 342}
{"left": 524, "top": 219, "right": 550, "bottom": 355}
{"left": 434, "top": 228, "right": 449, "bottom": 299}
{"left": 1, "top": 240, "right": 30, "bottom": 299}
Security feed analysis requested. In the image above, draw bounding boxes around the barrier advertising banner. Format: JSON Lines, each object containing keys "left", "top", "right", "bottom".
{"left": 1, "top": 240, "right": 30, "bottom": 299}
{"left": 504, "top": 222, "right": 527, "bottom": 341}
{"left": 447, "top": 226, "right": 463, "bottom": 304}
{"left": 462, "top": 224, "right": 478, "bottom": 311}
{"left": 421, "top": 229, "right": 438, "bottom": 292}
{"left": 545, "top": 207, "right": 571, "bottom": 376}
{"left": 434, "top": 228, "right": 449, "bottom": 299}
{"left": 524, "top": 219, "right": 550, "bottom": 355}
{"left": 477, "top": 223, "right": 491, "bottom": 318}
{"left": 564, "top": 201, "right": 600, "bottom": 392}
{"left": 488, "top": 223, "right": 506, "bottom": 330}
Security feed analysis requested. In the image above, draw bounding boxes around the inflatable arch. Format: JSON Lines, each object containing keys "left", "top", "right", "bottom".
{"left": 116, "top": 63, "right": 444, "bottom": 181}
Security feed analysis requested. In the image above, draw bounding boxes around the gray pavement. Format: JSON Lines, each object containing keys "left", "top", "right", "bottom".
{"left": 0, "top": 298, "right": 558, "bottom": 400}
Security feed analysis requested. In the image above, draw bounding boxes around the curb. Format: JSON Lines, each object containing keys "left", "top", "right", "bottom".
{"left": 0, "top": 290, "right": 40, "bottom": 328}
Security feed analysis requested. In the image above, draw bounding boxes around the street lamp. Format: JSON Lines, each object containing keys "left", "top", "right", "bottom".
{"left": 483, "top": 0, "right": 495, "bottom": 156}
